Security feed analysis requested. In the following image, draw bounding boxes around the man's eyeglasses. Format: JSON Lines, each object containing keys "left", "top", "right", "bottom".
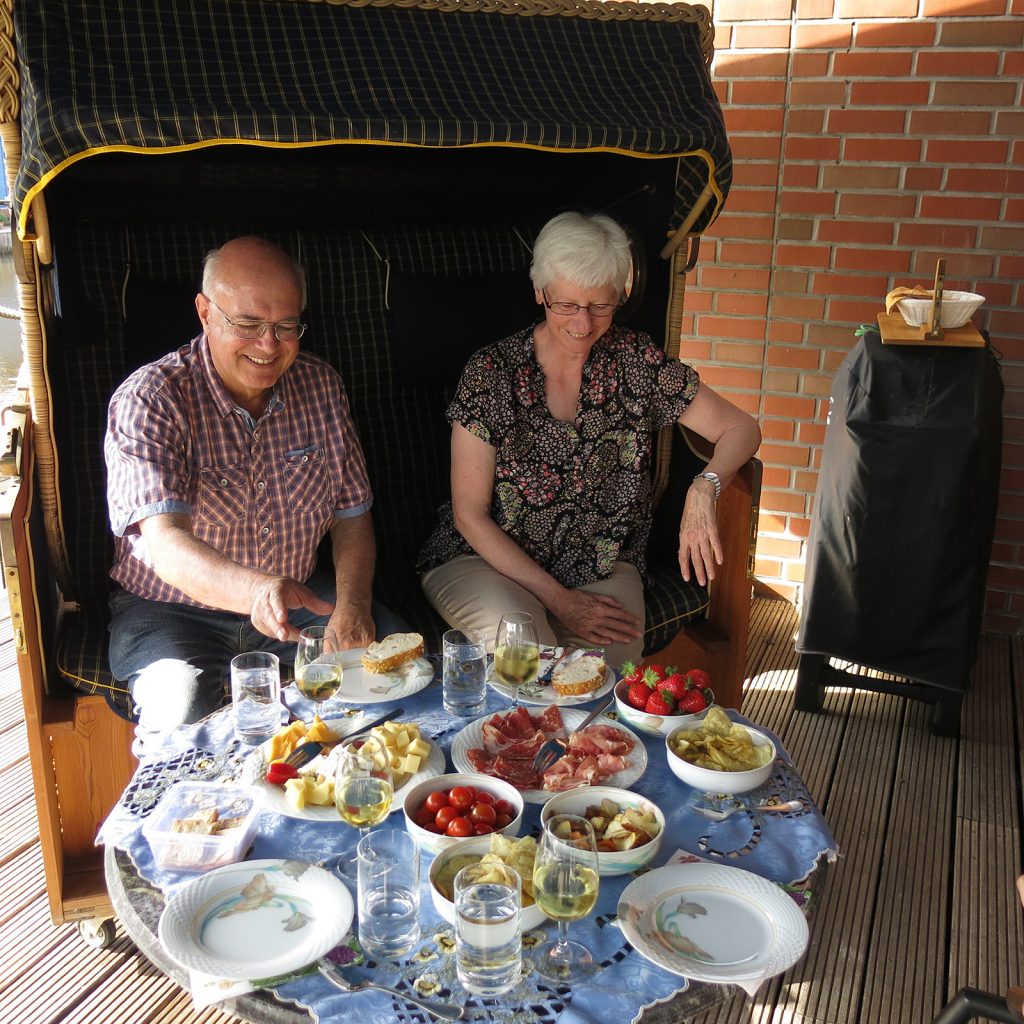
{"left": 205, "top": 295, "right": 307, "bottom": 342}
{"left": 542, "top": 290, "right": 619, "bottom": 318}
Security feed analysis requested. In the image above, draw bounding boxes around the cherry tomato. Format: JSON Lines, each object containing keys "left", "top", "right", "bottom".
{"left": 474, "top": 823, "right": 495, "bottom": 835}
{"left": 425, "top": 791, "right": 450, "bottom": 814}
{"left": 449, "top": 786, "right": 477, "bottom": 812}
{"left": 474, "top": 791, "right": 495, "bottom": 805}
{"left": 424, "top": 822, "right": 443, "bottom": 834}
{"left": 414, "top": 805, "right": 435, "bottom": 828}
{"left": 493, "top": 799, "right": 515, "bottom": 817}
{"left": 470, "top": 802, "right": 497, "bottom": 826}
{"left": 435, "top": 805, "right": 459, "bottom": 830}
{"left": 445, "top": 815, "right": 474, "bottom": 837}
{"left": 494, "top": 812, "right": 512, "bottom": 829}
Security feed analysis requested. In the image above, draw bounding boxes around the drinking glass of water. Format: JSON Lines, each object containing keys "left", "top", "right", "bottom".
{"left": 356, "top": 828, "right": 420, "bottom": 959}
{"left": 454, "top": 860, "right": 522, "bottom": 996}
{"left": 294, "top": 625, "right": 343, "bottom": 715}
{"left": 332, "top": 736, "right": 394, "bottom": 885}
{"left": 230, "top": 651, "right": 282, "bottom": 745}
{"left": 493, "top": 613, "right": 540, "bottom": 709}
{"left": 442, "top": 628, "right": 487, "bottom": 717}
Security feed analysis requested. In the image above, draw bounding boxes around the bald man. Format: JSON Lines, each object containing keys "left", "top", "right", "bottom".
{"left": 105, "top": 236, "right": 403, "bottom": 754}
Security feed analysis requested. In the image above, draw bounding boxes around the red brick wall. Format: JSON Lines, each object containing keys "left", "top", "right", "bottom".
{"left": 686, "top": 0, "right": 1024, "bottom": 634}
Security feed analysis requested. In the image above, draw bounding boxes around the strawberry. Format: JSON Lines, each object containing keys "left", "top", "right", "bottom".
{"left": 678, "top": 689, "right": 709, "bottom": 714}
{"left": 626, "top": 680, "right": 652, "bottom": 710}
{"left": 645, "top": 689, "right": 676, "bottom": 715}
{"left": 644, "top": 664, "right": 666, "bottom": 682}
{"left": 684, "top": 668, "right": 712, "bottom": 691}
{"left": 659, "top": 671, "right": 687, "bottom": 701}
{"left": 620, "top": 661, "right": 644, "bottom": 686}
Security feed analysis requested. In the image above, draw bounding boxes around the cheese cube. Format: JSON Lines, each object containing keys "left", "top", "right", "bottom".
{"left": 400, "top": 752, "right": 422, "bottom": 775}
{"left": 407, "top": 737, "right": 430, "bottom": 758}
{"left": 284, "top": 777, "right": 307, "bottom": 810}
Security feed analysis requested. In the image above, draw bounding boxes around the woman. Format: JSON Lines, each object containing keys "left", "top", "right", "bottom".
{"left": 418, "top": 212, "right": 761, "bottom": 667}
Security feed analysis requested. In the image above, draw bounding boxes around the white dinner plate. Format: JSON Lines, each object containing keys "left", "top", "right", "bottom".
{"left": 487, "top": 659, "right": 617, "bottom": 707}
{"left": 251, "top": 733, "right": 445, "bottom": 821}
{"left": 158, "top": 859, "right": 354, "bottom": 981}
{"left": 450, "top": 707, "right": 646, "bottom": 804}
{"left": 304, "top": 648, "right": 434, "bottom": 705}
{"left": 616, "top": 863, "right": 808, "bottom": 984}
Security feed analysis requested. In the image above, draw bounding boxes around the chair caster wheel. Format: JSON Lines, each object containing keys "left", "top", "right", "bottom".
{"left": 78, "top": 917, "right": 116, "bottom": 949}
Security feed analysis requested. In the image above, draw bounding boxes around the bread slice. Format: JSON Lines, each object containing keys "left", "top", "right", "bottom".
{"left": 361, "top": 632, "right": 425, "bottom": 674}
{"left": 552, "top": 654, "right": 606, "bottom": 696}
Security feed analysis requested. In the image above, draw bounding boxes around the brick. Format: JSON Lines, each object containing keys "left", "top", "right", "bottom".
{"left": 716, "top": 292, "right": 770, "bottom": 316}
{"left": 818, "top": 219, "right": 895, "bottom": 245}
{"left": 910, "top": 111, "right": 995, "bottom": 138}
{"left": 813, "top": 271, "right": 890, "bottom": 298}
{"left": 938, "top": 20, "right": 1024, "bottom": 48}
{"left": 786, "top": 109, "right": 827, "bottom": 134}
{"left": 716, "top": 0, "right": 793, "bottom": 18}
{"left": 696, "top": 365, "right": 764, "bottom": 390}
{"left": 760, "top": 443, "right": 813, "bottom": 469}
{"left": 980, "top": 226, "right": 1024, "bottom": 251}
{"left": 827, "top": 297, "right": 885, "bottom": 324}
{"left": 854, "top": 21, "right": 937, "bottom": 47}
{"left": 774, "top": 295, "right": 830, "bottom": 321}
{"left": 768, "top": 320, "right": 807, "bottom": 344}
{"left": 842, "top": 138, "right": 923, "bottom": 164}
{"left": 759, "top": 536, "right": 804, "bottom": 559}
{"left": 781, "top": 190, "right": 835, "bottom": 216}
{"left": 764, "top": 395, "right": 817, "bottom": 419}
{"left": 933, "top": 80, "right": 1019, "bottom": 107}
{"left": 834, "top": 247, "right": 911, "bottom": 274}
{"left": 726, "top": 107, "right": 787, "bottom": 133}
{"left": 761, "top": 489, "right": 808, "bottom": 514}
{"left": 715, "top": 341, "right": 765, "bottom": 366}
{"left": 699, "top": 266, "right": 772, "bottom": 291}
{"left": 838, "top": 193, "right": 918, "bottom": 220}
{"left": 794, "top": 23, "right": 853, "bottom": 49}
{"left": 796, "top": 0, "right": 838, "bottom": 17}
{"left": 918, "top": 195, "right": 1003, "bottom": 222}
{"left": 923, "top": 0, "right": 1009, "bottom": 13}
{"left": 763, "top": 369, "right": 800, "bottom": 392}
{"left": 798, "top": 422, "right": 827, "bottom": 446}
{"left": 728, "top": 135, "right": 784, "bottom": 160}
{"left": 827, "top": 109, "right": 908, "bottom": 134}
{"left": 833, "top": 51, "right": 913, "bottom": 78}
{"left": 682, "top": 289, "right": 712, "bottom": 313}
{"left": 785, "top": 137, "right": 843, "bottom": 162}
{"left": 850, "top": 82, "right": 931, "bottom": 107}
{"left": 715, "top": 213, "right": 775, "bottom": 239}
{"left": 991, "top": 308, "right": 1024, "bottom": 335}
{"left": 926, "top": 138, "right": 1009, "bottom": 164}
{"left": 732, "top": 162, "right": 782, "bottom": 188}
{"left": 717, "top": 241, "right": 775, "bottom": 264}
{"left": 768, "top": 346, "right": 821, "bottom": 370}
{"left": 897, "top": 223, "right": 979, "bottom": 249}
{"left": 839, "top": 0, "right": 917, "bottom": 15}
{"left": 788, "top": 516, "right": 813, "bottom": 539}
{"left": 773, "top": 270, "right": 811, "bottom": 292}
{"left": 713, "top": 24, "right": 733, "bottom": 49}
{"left": 757, "top": 511, "right": 790, "bottom": 534}
{"left": 801, "top": 374, "right": 839, "bottom": 397}
{"left": 915, "top": 51, "right": 1001, "bottom": 77}
{"left": 696, "top": 316, "right": 769, "bottom": 342}
{"left": 762, "top": 419, "right": 796, "bottom": 442}
{"left": 789, "top": 81, "right": 847, "bottom": 107}
{"left": 714, "top": 52, "right": 790, "bottom": 78}
{"left": 997, "top": 111, "right": 1024, "bottom": 138}
{"left": 782, "top": 164, "right": 822, "bottom": 188}
{"left": 942, "top": 167, "right": 1024, "bottom": 193}
{"left": 732, "top": 81, "right": 788, "bottom": 106}
{"left": 779, "top": 218, "right": 815, "bottom": 241}
{"left": 725, "top": 188, "right": 782, "bottom": 214}
{"left": 754, "top": 556, "right": 783, "bottom": 577}
{"left": 792, "top": 52, "right": 830, "bottom": 77}
{"left": 904, "top": 167, "right": 945, "bottom": 191}
{"left": 776, "top": 243, "right": 832, "bottom": 269}
{"left": 732, "top": 24, "right": 794, "bottom": 49}
{"left": 822, "top": 164, "right": 902, "bottom": 190}
{"left": 793, "top": 471, "right": 820, "bottom": 495}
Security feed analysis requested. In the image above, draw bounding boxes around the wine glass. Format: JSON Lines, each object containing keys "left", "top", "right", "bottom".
{"left": 294, "top": 625, "right": 343, "bottom": 717}
{"left": 493, "top": 612, "right": 540, "bottom": 708}
{"left": 331, "top": 735, "right": 394, "bottom": 885}
{"left": 531, "top": 813, "right": 600, "bottom": 982}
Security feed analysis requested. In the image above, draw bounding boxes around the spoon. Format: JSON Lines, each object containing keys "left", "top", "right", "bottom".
{"left": 689, "top": 798, "right": 805, "bottom": 822}
{"left": 318, "top": 961, "right": 466, "bottom": 1020}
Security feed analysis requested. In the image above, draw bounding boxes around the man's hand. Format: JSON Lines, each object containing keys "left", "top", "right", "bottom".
{"left": 679, "top": 483, "right": 724, "bottom": 586}
{"left": 249, "top": 576, "right": 333, "bottom": 642}
{"left": 550, "top": 590, "right": 643, "bottom": 648}
{"left": 328, "top": 601, "right": 375, "bottom": 650}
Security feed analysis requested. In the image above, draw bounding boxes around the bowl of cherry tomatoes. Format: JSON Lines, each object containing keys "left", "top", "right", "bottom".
{"left": 401, "top": 772, "right": 525, "bottom": 856}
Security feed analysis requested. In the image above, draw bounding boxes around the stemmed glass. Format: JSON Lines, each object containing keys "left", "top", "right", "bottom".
{"left": 493, "top": 612, "right": 540, "bottom": 709}
{"left": 294, "top": 625, "right": 343, "bottom": 717}
{"left": 331, "top": 735, "right": 394, "bottom": 885}
{"left": 531, "top": 813, "right": 601, "bottom": 982}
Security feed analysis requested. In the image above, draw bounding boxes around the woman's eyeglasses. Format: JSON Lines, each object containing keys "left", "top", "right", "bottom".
{"left": 542, "top": 290, "right": 619, "bottom": 318}
{"left": 205, "top": 295, "right": 307, "bottom": 342}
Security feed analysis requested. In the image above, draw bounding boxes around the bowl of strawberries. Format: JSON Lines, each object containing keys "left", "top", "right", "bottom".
{"left": 613, "top": 662, "right": 715, "bottom": 737}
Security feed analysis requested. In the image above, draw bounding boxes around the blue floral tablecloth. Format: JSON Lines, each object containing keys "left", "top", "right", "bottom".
{"left": 98, "top": 671, "right": 838, "bottom": 1024}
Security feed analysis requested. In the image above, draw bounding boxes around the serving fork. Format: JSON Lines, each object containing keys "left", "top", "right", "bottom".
{"left": 318, "top": 960, "right": 465, "bottom": 1020}
{"left": 689, "top": 798, "right": 805, "bottom": 822}
{"left": 532, "top": 693, "right": 615, "bottom": 774}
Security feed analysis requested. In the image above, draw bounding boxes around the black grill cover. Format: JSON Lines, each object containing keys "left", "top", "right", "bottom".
{"left": 796, "top": 328, "right": 1003, "bottom": 692}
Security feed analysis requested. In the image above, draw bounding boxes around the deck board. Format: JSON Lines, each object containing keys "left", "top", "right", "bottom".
{"left": 1, "top": 595, "right": 1022, "bottom": 1024}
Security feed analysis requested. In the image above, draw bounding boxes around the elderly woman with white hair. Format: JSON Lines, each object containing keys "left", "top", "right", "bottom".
{"left": 417, "top": 211, "right": 761, "bottom": 668}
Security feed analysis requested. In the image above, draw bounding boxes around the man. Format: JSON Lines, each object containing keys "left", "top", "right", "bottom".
{"left": 105, "top": 236, "right": 402, "bottom": 754}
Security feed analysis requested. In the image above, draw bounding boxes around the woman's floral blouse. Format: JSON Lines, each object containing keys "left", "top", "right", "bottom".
{"left": 417, "top": 323, "right": 699, "bottom": 587}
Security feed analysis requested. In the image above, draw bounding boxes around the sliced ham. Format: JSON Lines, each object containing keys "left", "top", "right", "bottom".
{"left": 569, "top": 724, "right": 633, "bottom": 757}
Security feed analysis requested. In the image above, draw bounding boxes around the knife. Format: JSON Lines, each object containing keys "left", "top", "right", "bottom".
{"left": 925, "top": 258, "right": 945, "bottom": 340}
{"left": 331, "top": 705, "right": 406, "bottom": 743}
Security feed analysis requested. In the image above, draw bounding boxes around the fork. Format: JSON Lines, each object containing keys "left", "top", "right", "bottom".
{"left": 532, "top": 693, "right": 615, "bottom": 774}
{"left": 689, "top": 798, "right": 805, "bottom": 822}
{"left": 318, "top": 960, "right": 465, "bottom": 1020}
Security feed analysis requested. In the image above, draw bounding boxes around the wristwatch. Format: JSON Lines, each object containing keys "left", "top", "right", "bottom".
{"left": 693, "top": 471, "right": 721, "bottom": 501}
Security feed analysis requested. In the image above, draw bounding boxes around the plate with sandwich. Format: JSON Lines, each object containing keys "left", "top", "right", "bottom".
{"left": 487, "top": 647, "right": 616, "bottom": 707}
{"left": 323, "top": 633, "right": 434, "bottom": 704}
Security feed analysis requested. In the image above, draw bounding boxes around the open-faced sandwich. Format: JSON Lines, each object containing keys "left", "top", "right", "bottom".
{"left": 551, "top": 653, "right": 607, "bottom": 697}
{"left": 361, "top": 632, "right": 425, "bottom": 673}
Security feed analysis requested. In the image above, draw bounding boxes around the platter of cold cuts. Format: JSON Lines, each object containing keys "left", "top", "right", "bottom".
{"left": 451, "top": 705, "right": 647, "bottom": 804}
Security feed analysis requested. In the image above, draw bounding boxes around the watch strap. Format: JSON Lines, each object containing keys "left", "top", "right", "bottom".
{"left": 693, "top": 471, "right": 721, "bottom": 501}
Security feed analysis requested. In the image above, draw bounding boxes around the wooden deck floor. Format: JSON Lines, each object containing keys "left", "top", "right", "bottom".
{"left": 1, "top": 595, "right": 1021, "bottom": 1024}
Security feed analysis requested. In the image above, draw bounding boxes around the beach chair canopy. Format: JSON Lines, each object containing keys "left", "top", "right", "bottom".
{"left": 10, "top": 0, "right": 731, "bottom": 242}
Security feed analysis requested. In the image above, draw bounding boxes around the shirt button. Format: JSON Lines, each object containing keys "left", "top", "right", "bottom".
{"left": 261, "top": 526, "right": 270, "bottom": 535}
{"left": 220, "top": 478, "right": 229, "bottom": 487}
{"left": 301, "top": 455, "right": 309, "bottom": 463}
{"left": 257, "top": 481, "right": 265, "bottom": 490}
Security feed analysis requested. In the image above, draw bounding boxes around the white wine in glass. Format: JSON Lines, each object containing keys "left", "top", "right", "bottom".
{"left": 294, "top": 625, "right": 343, "bottom": 711}
{"left": 493, "top": 612, "right": 540, "bottom": 707}
{"left": 332, "top": 736, "right": 394, "bottom": 884}
{"left": 532, "top": 813, "right": 600, "bottom": 982}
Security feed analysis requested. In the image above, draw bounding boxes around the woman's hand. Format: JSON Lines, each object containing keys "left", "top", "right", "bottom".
{"left": 679, "top": 481, "right": 724, "bottom": 586}
{"left": 549, "top": 590, "right": 643, "bottom": 648}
